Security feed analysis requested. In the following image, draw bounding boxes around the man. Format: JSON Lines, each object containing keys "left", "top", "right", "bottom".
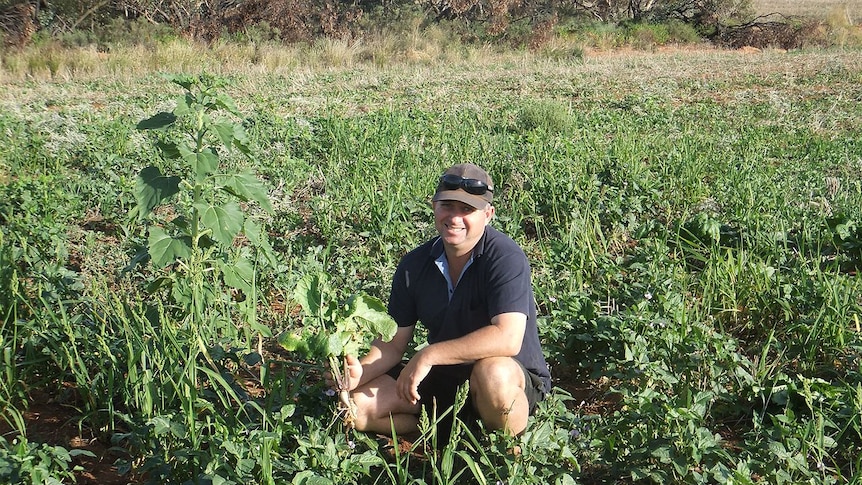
{"left": 342, "top": 163, "right": 551, "bottom": 438}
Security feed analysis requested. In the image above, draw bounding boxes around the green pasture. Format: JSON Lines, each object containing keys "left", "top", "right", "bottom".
{"left": 1, "top": 48, "right": 861, "bottom": 483}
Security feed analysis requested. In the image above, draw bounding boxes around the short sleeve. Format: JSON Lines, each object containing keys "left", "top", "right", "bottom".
{"left": 388, "top": 259, "right": 418, "bottom": 328}
{"left": 485, "top": 249, "right": 532, "bottom": 318}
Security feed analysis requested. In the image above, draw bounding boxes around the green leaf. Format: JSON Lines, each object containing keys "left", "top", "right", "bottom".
{"left": 144, "top": 276, "right": 173, "bottom": 293}
{"left": 68, "top": 449, "right": 97, "bottom": 458}
{"left": 232, "top": 124, "right": 252, "bottom": 155}
{"left": 136, "top": 112, "right": 176, "bottom": 130}
{"left": 294, "top": 273, "right": 327, "bottom": 320}
{"left": 174, "top": 95, "right": 192, "bottom": 116}
{"left": 236, "top": 458, "right": 255, "bottom": 475}
{"left": 455, "top": 450, "right": 488, "bottom": 485}
{"left": 166, "top": 73, "right": 197, "bottom": 91}
{"left": 651, "top": 445, "right": 672, "bottom": 462}
{"left": 345, "top": 294, "right": 398, "bottom": 342}
{"left": 147, "top": 226, "right": 192, "bottom": 267}
{"left": 178, "top": 142, "right": 195, "bottom": 163}
{"left": 220, "top": 172, "right": 274, "bottom": 213}
{"left": 155, "top": 140, "right": 181, "bottom": 160}
{"left": 244, "top": 219, "right": 263, "bottom": 243}
{"left": 249, "top": 319, "right": 273, "bottom": 338}
{"left": 292, "top": 470, "right": 333, "bottom": 485}
{"left": 196, "top": 201, "right": 244, "bottom": 246}
{"left": 193, "top": 148, "right": 218, "bottom": 180}
{"left": 150, "top": 416, "right": 187, "bottom": 439}
{"left": 326, "top": 332, "right": 344, "bottom": 357}
{"left": 198, "top": 365, "right": 244, "bottom": 409}
{"left": 768, "top": 440, "right": 790, "bottom": 459}
{"left": 244, "top": 219, "right": 279, "bottom": 267}
{"left": 212, "top": 121, "right": 235, "bottom": 148}
{"left": 279, "top": 404, "right": 296, "bottom": 418}
{"left": 200, "top": 94, "right": 216, "bottom": 110}
{"left": 527, "top": 421, "right": 553, "bottom": 446}
{"left": 277, "top": 331, "right": 309, "bottom": 355}
{"left": 179, "top": 144, "right": 219, "bottom": 180}
{"left": 557, "top": 474, "right": 578, "bottom": 485}
{"left": 215, "top": 92, "right": 242, "bottom": 117}
{"left": 195, "top": 148, "right": 219, "bottom": 179}
{"left": 135, "top": 166, "right": 181, "bottom": 219}
{"left": 308, "top": 333, "right": 330, "bottom": 357}
{"left": 221, "top": 254, "right": 254, "bottom": 293}
{"left": 350, "top": 451, "right": 384, "bottom": 468}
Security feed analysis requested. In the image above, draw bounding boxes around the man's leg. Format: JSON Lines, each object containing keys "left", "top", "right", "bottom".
{"left": 350, "top": 374, "right": 421, "bottom": 435}
{"left": 469, "top": 356, "right": 529, "bottom": 435}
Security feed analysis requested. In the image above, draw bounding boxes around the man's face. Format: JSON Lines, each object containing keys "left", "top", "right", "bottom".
{"left": 433, "top": 200, "right": 494, "bottom": 254}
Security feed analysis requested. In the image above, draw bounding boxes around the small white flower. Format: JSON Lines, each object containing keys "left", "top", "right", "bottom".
{"left": 348, "top": 440, "right": 356, "bottom": 450}
{"left": 323, "top": 388, "right": 336, "bottom": 397}
{"left": 644, "top": 292, "right": 653, "bottom": 300}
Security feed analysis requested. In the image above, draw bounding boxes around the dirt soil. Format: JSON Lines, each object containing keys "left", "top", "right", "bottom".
{"left": 0, "top": 390, "right": 141, "bottom": 485}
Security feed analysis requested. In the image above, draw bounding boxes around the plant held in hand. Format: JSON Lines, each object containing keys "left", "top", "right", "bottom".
{"left": 279, "top": 273, "right": 397, "bottom": 435}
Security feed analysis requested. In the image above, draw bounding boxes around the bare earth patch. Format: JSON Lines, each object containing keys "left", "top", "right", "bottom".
{"left": 0, "top": 390, "right": 142, "bottom": 485}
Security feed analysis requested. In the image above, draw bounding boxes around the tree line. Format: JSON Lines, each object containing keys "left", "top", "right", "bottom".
{"left": 1, "top": 0, "right": 761, "bottom": 47}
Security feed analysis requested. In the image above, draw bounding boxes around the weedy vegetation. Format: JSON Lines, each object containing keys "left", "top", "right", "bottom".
{"left": 0, "top": 38, "right": 861, "bottom": 484}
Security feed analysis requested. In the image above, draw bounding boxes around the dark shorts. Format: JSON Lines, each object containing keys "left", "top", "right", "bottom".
{"left": 386, "top": 359, "right": 546, "bottom": 430}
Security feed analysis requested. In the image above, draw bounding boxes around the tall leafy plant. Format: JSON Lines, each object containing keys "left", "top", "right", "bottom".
{"left": 132, "top": 73, "right": 276, "bottom": 344}
{"left": 126, "top": 74, "right": 284, "bottom": 481}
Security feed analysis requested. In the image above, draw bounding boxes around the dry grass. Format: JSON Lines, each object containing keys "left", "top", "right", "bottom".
{"left": 753, "top": 0, "right": 860, "bottom": 23}
{"left": 3, "top": 46, "right": 861, "bottom": 109}
{"left": 1, "top": 5, "right": 859, "bottom": 83}
{"left": 751, "top": 0, "right": 862, "bottom": 49}
{"left": 0, "top": 36, "right": 506, "bottom": 82}
{"left": 223, "top": 47, "right": 862, "bottom": 125}
{"left": 0, "top": 15, "right": 859, "bottom": 85}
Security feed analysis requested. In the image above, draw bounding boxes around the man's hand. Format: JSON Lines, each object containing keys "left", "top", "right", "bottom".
{"left": 326, "top": 355, "right": 363, "bottom": 392}
{"left": 396, "top": 351, "right": 432, "bottom": 405}
{"left": 343, "top": 354, "right": 363, "bottom": 391}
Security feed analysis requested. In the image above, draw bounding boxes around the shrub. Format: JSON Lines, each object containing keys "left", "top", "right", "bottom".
{"left": 713, "top": 17, "right": 830, "bottom": 49}
{"left": 626, "top": 22, "right": 672, "bottom": 48}
{"left": 665, "top": 19, "right": 704, "bottom": 43}
{"left": 515, "top": 99, "right": 573, "bottom": 134}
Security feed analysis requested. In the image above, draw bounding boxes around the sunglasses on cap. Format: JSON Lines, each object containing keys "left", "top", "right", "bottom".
{"left": 439, "top": 173, "right": 494, "bottom": 195}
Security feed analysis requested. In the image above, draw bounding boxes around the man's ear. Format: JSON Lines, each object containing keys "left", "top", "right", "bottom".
{"left": 485, "top": 204, "right": 495, "bottom": 222}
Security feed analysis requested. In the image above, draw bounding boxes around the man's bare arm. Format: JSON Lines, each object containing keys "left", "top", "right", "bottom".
{"left": 344, "top": 325, "right": 414, "bottom": 391}
{"left": 396, "top": 312, "right": 526, "bottom": 403}
{"left": 421, "top": 312, "right": 525, "bottom": 365}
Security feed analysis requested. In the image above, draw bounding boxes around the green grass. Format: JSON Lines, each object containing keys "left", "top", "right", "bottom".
{"left": 1, "top": 45, "right": 862, "bottom": 483}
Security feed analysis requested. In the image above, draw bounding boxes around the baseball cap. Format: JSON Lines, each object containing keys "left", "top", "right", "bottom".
{"left": 432, "top": 163, "right": 494, "bottom": 209}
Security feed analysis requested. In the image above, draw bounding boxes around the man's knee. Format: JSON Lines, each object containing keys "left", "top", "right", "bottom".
{"left": 349, "top": 389, "right": 374, "bottom": 431}
{"left": 470, "top": 357, "right": 524, "bottom": 392}
{"left": 349, "top": 379, "right": 421, "bottom": 434}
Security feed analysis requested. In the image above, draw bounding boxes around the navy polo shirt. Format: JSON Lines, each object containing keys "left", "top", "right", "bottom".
{"left": 388, "top": 226, "right": 551, "bottom": 394}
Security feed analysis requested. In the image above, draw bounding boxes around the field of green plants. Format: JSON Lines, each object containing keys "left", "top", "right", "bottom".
{"left": 1, "top": 46, "right": 862, "bottom": 484}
